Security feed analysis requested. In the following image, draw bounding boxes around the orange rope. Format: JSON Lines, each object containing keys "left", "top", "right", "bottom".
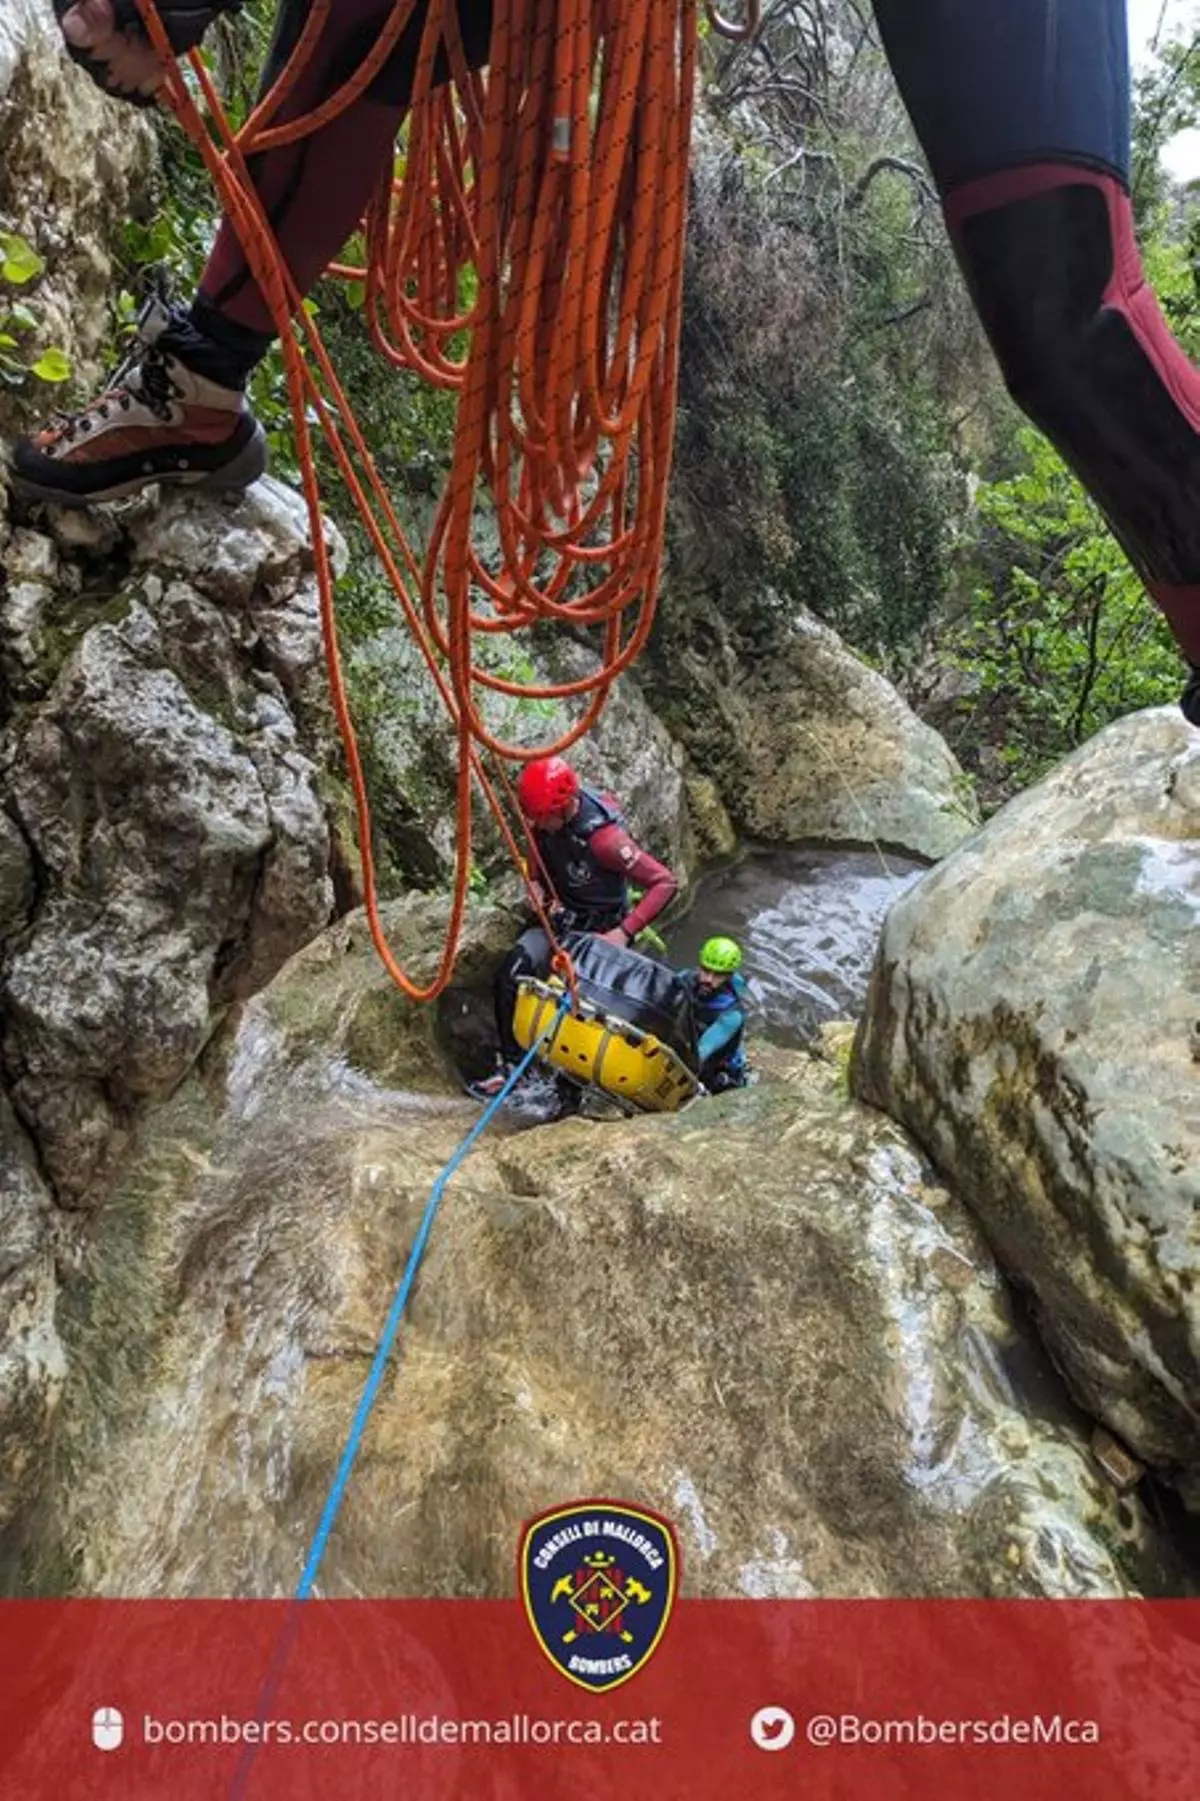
{"left": 134, "top": 0, "right": 756, "bottom": 1001}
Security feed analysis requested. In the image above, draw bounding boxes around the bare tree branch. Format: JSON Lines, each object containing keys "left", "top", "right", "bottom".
{"left": 846, "top": 155, "right": 938, "bottom": 210}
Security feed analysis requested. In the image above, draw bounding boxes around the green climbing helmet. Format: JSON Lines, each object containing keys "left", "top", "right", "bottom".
{"left": 698, "top": 935, "right": 742, "bottom": 975}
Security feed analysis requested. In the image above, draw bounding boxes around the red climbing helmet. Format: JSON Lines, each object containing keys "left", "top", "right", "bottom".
{"left": 518, "top": 756, "right": 579, "bottom": 821}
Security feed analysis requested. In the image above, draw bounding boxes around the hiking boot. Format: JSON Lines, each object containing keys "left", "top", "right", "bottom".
{"left": 8, "top": 297, "right": 267, "bottom": 509}
{"left": 1182, "top": 666, "right": 1200, "bottom": 727}
{"left": 468, "top": 1059, "right": 560, "bottom": 1105}
{"left": 468, "top": 1063, "right": 524, "bottom": 1102}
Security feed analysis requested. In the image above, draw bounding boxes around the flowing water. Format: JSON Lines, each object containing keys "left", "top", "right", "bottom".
{"left": 666, "top": 844, "right": 926, "bottom": 1044}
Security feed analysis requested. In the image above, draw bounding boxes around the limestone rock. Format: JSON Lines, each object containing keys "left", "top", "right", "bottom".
{"left": 0, "top": 0, "right": 152, "bottom": 438}
{"left": 130, "top": 479, "right": 344, "bottom": 617}
{"left": 0, "top": 491, "right": 341, "bottom": 1206}
{"left": 652, "top": 598, "right": 978, "bottom": 861}
{"left": 853, "top": 709, "right": 1200, "bottom": 1503}
{"left": 0, "top": 1093, "right": 64, "bottom": 1530}
{"left": 0, "top": 525, "right": 78, "bottom": 697}
{"left": 0, "top": 808, "right": 33, "bottom": 937}
{"left": 24, "top": 900, "right": 1185, "bottom": 1601}
{"left": 683, "top": 768, "right": 738, "bottom": 862}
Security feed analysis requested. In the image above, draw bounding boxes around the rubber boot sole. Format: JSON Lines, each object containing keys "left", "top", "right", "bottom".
{"left": 8, "top": 421, "right": 269, "bottom": 510}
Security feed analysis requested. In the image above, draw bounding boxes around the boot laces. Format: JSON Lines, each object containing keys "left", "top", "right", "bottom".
{"left": 45, "top": 307, "right": 182, "bottom": 445}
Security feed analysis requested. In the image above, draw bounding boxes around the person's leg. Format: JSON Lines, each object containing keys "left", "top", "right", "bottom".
{"left": 873, "top": 0, "right": 1200, "bottom": 703}
{"left": 193, "top": 0, "right": 494, "bottom": 359}
{"left": 492, "top": 927, "right": 552, "bottom": 1068}
{"left": 11, "top": 0, "right": 493, "bottom": 506}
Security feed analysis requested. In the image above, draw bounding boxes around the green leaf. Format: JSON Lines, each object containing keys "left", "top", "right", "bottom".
{"left": 0, "top": 333, "right": 17, "bottom": 349}
{"left": 1, "top": 234, "right": 44, "bottom": 285}
{"left": 31, "top": 347, "right": 72, "bottom": 382}
{"left": 8, "top": 301, "right": 37, "bottom": 330}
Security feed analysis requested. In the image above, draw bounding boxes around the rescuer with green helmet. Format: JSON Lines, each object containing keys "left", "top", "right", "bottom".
{"left": 682, "top": 936, "right": 750, "bottom": 1094}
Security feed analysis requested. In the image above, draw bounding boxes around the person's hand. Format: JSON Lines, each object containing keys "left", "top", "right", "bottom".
{"left": 57, "top": 0, "right": 170, "bottom": 101}
{"left": 596, "top": 927, "right": 629, "bottom": 947}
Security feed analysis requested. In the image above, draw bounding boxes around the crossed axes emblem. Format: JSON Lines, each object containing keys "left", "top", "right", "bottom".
{"left": 550, "top": 1552, "right": 654, "bottom": 1645}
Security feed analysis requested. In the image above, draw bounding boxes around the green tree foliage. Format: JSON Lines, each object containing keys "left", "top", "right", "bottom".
{"left": 934, "top": 180, "right": 1200, "bottom": 798}
{"left": 1132, "top": 29, "right": 1200, "bottom": 222}
{"left": 668, "top": 54, "right": 971, "bottom": 663}
{"left": 945, "top": 428, "right": 1181, "bottom": 791}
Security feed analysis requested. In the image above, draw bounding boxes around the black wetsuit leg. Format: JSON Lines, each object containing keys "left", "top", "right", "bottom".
{"left": 874, "top": 0, "right": 1200, "bottom": 667}
{"left": 493, "top": 926, "right": 552, "bottom": 1064}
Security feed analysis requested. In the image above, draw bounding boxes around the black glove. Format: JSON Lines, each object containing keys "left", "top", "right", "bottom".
{"left": 53, "top": 0, "right": 242, "bottom": 106}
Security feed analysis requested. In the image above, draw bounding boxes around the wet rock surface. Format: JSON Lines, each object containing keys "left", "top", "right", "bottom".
{"left": 14, "top": 902, "right": 1188, "bottom": 1602}
{"left": 854, "top": 710, "right": 1200, "bottom": 1506}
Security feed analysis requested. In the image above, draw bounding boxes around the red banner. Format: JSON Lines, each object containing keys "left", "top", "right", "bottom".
{"left": 2, "top": 1599, "right": 1197, "bottom": 1798}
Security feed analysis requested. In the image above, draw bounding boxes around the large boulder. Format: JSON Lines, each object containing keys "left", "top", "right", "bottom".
{"left": 649, "top": 597, "right": 978, "bottom": 861}
{"left": 19, "top": 900, "right": 1186, "bottom": 1600}
{"left": 853, "top": 709, "right": 1200, "bottom": 1504}
{"left": 1, "top": 484, "right": 340, "bottom": 1206}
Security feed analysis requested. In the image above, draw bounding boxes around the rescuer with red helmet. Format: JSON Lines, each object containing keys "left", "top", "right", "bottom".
{"left": 469, "top": 756, "right": 678, "bottom": 1102}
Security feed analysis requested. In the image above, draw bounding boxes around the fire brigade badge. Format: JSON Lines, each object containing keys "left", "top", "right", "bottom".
{"left": 519, "top": 1500, "right": 678, "bottom": 1692}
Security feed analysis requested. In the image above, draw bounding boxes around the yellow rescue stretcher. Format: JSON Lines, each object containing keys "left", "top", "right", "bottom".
{"left": 513, "top": 975, "right": 699, "bottom": 1114}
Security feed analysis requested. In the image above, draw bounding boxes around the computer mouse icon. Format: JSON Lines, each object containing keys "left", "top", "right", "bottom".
{"left": 92, "top": 1706, "right": 124, "bottom": 1752}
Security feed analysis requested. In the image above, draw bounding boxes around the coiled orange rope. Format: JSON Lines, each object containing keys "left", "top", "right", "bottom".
{"left": 136, "top": 0, "right": 757, "bottom": 1000}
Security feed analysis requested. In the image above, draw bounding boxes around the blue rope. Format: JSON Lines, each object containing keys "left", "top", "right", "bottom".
{"left": 295, "top": 1012, "right": 562, "bottom": 1598}
{"left": 228, "top": 1003, "right": 567, "bottom": 1799}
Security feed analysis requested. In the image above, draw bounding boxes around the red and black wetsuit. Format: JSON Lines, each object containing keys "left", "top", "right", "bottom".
{"left": 875, "top": 0, "right": 1200, "bottom": 673}
{"left": 189, "top": 0, "right": 495, "bottom": 367}
{"left": 192, "top": 0, "right": 1200, "bottom": 684}
{"left": 532, "top": 788, "right": 677, "bottom": 938}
